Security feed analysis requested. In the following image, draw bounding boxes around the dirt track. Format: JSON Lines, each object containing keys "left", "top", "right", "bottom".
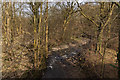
{"left": 42, "top": 38, "right": 90, "bottom": 78}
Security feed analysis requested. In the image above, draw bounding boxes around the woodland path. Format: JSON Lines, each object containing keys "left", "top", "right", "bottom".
{"left": 42, "top": 38, "right": 90, "bottom": 78}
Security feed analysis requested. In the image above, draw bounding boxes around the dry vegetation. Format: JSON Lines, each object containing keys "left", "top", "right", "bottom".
{"left": 1, "top": 1, "right": 120, "bottom": 79}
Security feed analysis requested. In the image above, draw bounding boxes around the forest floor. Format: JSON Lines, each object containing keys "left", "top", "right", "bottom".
{"left": 42, "top": 37, "right": 118, "bottom": 79}
{"left": 2, "top": 37, "right": 118, "bottom": 79}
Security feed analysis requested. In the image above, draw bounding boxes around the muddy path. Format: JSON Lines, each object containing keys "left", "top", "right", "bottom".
{"left": 42, "top": 51, "right": 86, "bottom": 78}
{"left": 42, "top": 38, "right": 91, "bottom": 78}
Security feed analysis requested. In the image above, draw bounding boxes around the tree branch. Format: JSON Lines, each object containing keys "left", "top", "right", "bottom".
{"left": 76, "top": 1, "right": 99, "bottom": 27}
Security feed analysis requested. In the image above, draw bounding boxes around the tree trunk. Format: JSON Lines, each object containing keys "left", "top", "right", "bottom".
{"left": 45, "top": 1, "right": 49, "bottom": 58}
{"left": 117, "top": 3, "right": 120, "bottom": 79}
{"left": 38, "top": 2, "right": 43, "bottom": 69}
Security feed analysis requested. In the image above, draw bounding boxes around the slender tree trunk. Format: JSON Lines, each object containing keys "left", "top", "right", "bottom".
{"left": 34, "top": 14, "right": 37, "bottom": 69}
{"left": 19, "top": 3, "right": 22, "bottom": 34}
{"left": 101, "top": 41, "right": 107, "bottom": 78}
{"left": 62, "top": 15, "right": 71, "bottom": 41}
{"left": 118, "top": 24, "right": 120, "bottom": 79}
{"left": 117, "top": 4, "right": 120, "bottom": 79}
{"left": 6, "top": 2, "right": 12, "bottom": 46}
{"left": 96, "top": 3, "right": 105, "bottom": 55}
{"left": 2, "top": 2, "right": 7, "bottom": 46}
{"left": 45, "top": 1, "right": 49, "bottom": 58}
{"left": 38, "top": 2, "right": 43, "bottom": 68}
{"left": 62, "top": 5, "right": 73, "bottom": 41}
